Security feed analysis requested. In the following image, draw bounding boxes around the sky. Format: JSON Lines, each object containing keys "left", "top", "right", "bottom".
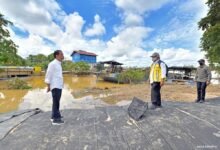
{"left": 0, "top": 0, "right": 208, "bottom": 67}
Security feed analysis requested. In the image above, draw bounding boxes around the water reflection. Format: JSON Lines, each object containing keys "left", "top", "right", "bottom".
{"left": 0, "top": 90, "right": 28, "bottom": 113}
{"left": 19, "top": 87, "right": 108, "bottom": 112}
{"left": 0, "top": 75, "right": 125, "bottom": 113}
{"left": 64, "top": 75, "right": 124, "bottom": 90}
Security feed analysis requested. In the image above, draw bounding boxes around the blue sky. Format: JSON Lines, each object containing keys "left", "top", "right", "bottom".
{"left": 0, "top": 0, "right": 208, "bottom": 67}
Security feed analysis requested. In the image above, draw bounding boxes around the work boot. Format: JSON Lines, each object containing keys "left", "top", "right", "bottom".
{"left": 157, "top": 105, "right": 163, "bottom": 108}
{"left": 52, "top": 119, "right": 64, "bottom": 125}
{"left": 199, "top": 100, "right": 205, "bottom": 103}
{"left": 150, "top": 104, "right": 157, "bottom": 110}
{"left": 50, "top": 116, "right": 63, "bottom": 122}
{"left": 195, "top": 99, "right": 200, "bottom": 103}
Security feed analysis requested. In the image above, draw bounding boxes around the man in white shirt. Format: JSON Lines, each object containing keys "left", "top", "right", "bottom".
{"left": 45, "top": 50, "right": 64, "bottom": 125}
{"left": 149, "top": 52, "right": 167, "bottom": 109}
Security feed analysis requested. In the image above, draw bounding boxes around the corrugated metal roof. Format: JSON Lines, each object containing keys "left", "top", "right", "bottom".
{"left": 100, "top": 60, "right": 123, "bottom": 65}
{"left": 71, "top": 50, "right": 97, "bottom": 56}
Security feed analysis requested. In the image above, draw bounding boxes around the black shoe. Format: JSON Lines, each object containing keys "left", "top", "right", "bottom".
{"left": 150, "top": 104, "right": 157, "bottom": 110}
{"left": 52, "top": 119, "right": 64, "bottom": 125}
{"left": 199, "top": 100, "right": 205, "bottom": 103}
{"left": 195, "top": 99, "right": 200, "bottom": 103}
{"left": 51, "top": 116, "right": 63, "bottom": 122}
{"left": 157, "top": 105, "right": 163, "bottom": 108}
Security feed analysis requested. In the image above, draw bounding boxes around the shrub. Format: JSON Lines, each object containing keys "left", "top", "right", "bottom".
{"left": 62, "top": 60, "right": 75, "bottom": 71}
{"left": 118, "top": 68, "right": 147, "bottom": 84}
{"left": 8, "top": 77, "right": 32, "bottom": 89}
{"left": 0, "top": 68, "right": 4, "bottom": 73}
{"left": 95, "top": 63, "right": 104, "bottom": 72}
{"left": 72, "top": 62, "right": 90, "bottom": 73}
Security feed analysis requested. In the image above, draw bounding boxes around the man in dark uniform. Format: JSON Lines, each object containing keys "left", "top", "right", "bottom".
{"left": 195, "top": 59, "right": 212, "bottom": 103}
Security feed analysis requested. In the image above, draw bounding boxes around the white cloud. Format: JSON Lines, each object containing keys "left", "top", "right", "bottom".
{"left": 159, "top": 18, "right": 201, "bottom": 46}
{"left": 6, "top": 18, "right": 56, "bottom": 59}
{"left": 124, "top": 13, "right": 144, "bottom": 26}
{"left": 98, "top": 26, "right": 152, "bottom": 66}
{"left": 84, "top": 15, "right": 106, "bottom": 37}
{"left": 0, "top": 0, "right": 51, "bottom": 25}
{"left": 37, "top": 0, "right": 66, "bottom": 20}
{"left": 0, "top": 0, "right": 104, "bottom": 59}
{"left": 115, "top": 0, "right": 172, "bottom": 14}
{"left": 178, "top": 0, "right": 208, "bottom": 19}
{"left": 149, "top": 48, "right": 205, "bottom": 67}
{"left": 62, "top": 12, "right": 85, "bottom": 39}
{"left": 146, "top": 0, "right": 208, "bottom": 50}
{"left": 104, "top": 47, "right": 205, "bottom": 67}
{"left": 0, "top": 0, "right": 209, "bottom": 67}
{"left": 105, "top": 26, "right": 152, "bottom": 57}
{"left": 13, "top": 34, "right": 54, "bottom": 58}
{"left": 0, "top": 0, "right": 64, "bottom": 42}
{"left": 114, "top": 0, "right": 173, "bottom": 27}
{"left": 108, "top": 47, "right": 205, "bottom": 67}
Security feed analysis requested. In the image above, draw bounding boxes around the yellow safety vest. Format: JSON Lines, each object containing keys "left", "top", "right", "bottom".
{"left": 150, "top": 63, "right": 162, "bottom": 82}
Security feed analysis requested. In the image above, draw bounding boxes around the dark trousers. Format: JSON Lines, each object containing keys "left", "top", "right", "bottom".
{"left": 197, "top": 82, "right": 207, "bottom": 101}
{"left": 151, "top": 82, "right": 161, "bottom": 106}
{"left": 51, "top": 88, "right": 62, "bottom": 119}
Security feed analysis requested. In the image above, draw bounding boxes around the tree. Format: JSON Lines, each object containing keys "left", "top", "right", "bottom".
{"left": 26, "top": 54, "right": 49, "bottom": 69}
{"left": 0, "top": 13, "right": 24, "bottom": 66}
{"left": 198, "top": 0, "right": 220, "bottom": 72}
{"left": 72, "top": 62, "right": 90, "bottom": 73}
{"left": 47, "top": 53, "right": 54, "bottom": 62}
{"left": 62, "top": 60, "right": 75, "bottom": 71}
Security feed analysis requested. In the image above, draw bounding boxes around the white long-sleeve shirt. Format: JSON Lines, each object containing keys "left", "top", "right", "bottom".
{"left": 45, "top": 59, "right": 63, "bottom": 90}
{"left": 150, "top": 60, "right": 167, "bottom": 84}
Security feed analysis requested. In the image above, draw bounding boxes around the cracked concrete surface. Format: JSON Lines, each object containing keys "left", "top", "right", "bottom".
{"left": 0, "top": 100, "right": 220, "bottom": 150}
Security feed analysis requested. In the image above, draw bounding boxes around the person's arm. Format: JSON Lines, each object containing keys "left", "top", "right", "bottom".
{"left": 160, "top": 62, "right": 166, "bottom": 87}
{"left": 195, "top": 68, "right": 198, "bottom": 82}
{"left": 146, "top": 67, "right": 150, "bottom": 83}
{"left": 206, "top": 67, "right": 212, "bottom": 85}
{"left": 46, "top": 84, "right": 50, "bottom": 92}
{"left": 45, "top": 63, "right": 53, "bottom": 92}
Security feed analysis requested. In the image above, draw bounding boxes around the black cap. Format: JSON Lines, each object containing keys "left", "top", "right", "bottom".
{"left": 150, "top": 52, "right": 160, "bottom": 58}
{"left": 198, "top": 59, "right": 205, "bottom": 63}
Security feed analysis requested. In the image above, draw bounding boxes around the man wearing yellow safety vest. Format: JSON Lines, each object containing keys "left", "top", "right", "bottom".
{"left": 149, "top": 52, "right": 167, "bottom": 109}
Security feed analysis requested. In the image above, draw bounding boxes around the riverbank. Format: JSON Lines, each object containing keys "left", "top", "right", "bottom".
{"left": 71, "top": 83, "right": 220, "bottom": 104}
{"left": 1, "top": 75, "right": 220, "bottom": 113}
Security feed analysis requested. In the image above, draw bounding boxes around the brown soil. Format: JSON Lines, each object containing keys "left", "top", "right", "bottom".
{"left": 86, "top": 83, "right": 220, "bottom": 104}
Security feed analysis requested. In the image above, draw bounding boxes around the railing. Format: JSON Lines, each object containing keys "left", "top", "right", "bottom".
{"left": 0, "top": 66, "right": 33, "bottom": 78}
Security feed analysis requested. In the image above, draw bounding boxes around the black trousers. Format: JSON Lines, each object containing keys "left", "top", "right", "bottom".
{"left": 197, "top": 82, "right": 207, "bottom": 101}
{"left": 151, "top": 82, "right": 161, "bottom": 106}
{"left": 51, "top": 88, "right": 62, "bottom": 119}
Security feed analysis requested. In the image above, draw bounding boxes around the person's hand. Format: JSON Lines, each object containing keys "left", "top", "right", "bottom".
{"left": 46, "top": 87, "right": 50, "bottom": 92}
{"left": 147, "top": 78, "right": 150, "bottom": 84}
{"left": 160, "top": 80, "right": 165, "bottom": 87}
{"left": 206, "top": 81, "right": 210, "bottom": 86}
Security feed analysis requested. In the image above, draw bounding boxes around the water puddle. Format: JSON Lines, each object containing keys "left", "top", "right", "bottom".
{"left": 0, "top": 75, "right": 126, "bottom": 113}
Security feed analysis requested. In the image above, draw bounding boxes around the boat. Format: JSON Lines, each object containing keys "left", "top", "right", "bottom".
{"left": 99, "top": 60, "right": 125, "bottom": 83}
{"left": 103, "top": 73, "right": 120, "bottom": 83}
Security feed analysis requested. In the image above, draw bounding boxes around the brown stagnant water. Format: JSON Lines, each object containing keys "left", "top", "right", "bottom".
{"left": 0, "top": 75, "right": 126, "bottom": 114}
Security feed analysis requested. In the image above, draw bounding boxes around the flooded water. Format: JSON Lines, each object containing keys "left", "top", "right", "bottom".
{"left": 0, "top": 75, "right": 125, "bottom": 114}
